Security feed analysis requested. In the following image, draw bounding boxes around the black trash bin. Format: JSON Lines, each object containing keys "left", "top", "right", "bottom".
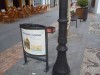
{"left": 20, "top": 23, "right": 49, "bottom": 72}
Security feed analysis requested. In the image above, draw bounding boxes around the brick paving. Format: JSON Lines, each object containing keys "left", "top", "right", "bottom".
{"left": 0, "top": 71, "right": 3, "bottom": 75}
{"left": 0, "top": 42, "right": 23, "bottom": 73}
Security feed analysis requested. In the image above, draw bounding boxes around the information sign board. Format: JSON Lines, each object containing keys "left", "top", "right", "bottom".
{"left": 21, "top": 29, "right": 46, "bottom": 55}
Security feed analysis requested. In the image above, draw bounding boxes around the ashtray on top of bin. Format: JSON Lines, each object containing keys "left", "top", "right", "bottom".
{"left": 46, "top": 26, "right": 55, "bottom": 33}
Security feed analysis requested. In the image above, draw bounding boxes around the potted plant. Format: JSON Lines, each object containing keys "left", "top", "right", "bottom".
{"left": 77, "top": 0, "right": 88, "bottom": 21}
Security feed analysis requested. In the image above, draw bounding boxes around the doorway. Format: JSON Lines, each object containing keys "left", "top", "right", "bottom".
{"left": 25, "top": 0, "right": 31, "bottom": 5}
{"left": 13, "top": 0, "right": 20, "bottom": 7}
{"left": 25, "top": 0, "right": 29, "bottom": 5}
{"left": 0, "top": 0, "right": 7, "bottom": 10}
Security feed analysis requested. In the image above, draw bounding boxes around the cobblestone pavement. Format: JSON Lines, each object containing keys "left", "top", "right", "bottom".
{"left": 89, "top": 22, "right": 100, "bottom": 35}
{"left": 80, "top": 48, "right": 100, "bottom": 75}
{"left": 80, "top": 13, "right": 100, "bottom": 75}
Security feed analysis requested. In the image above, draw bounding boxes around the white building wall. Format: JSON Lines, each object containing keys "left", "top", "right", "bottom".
{"left": 46, "top": 0, "right": 50, "bottom": 7}
{"left": 88, "top": 0, "right": 99, "bottom": 14}
{"left": 42, "top": 0, "right": 46, "bottom": 5}
{"left": 97, "top": 0, "right": 100, "bottom": 14}
{"left": 45, "top": 0, "right": 47, "bottom": 4}
{"left": 48, "top": 0, "right": 50, "bottom": 5}
{"left": 42, "top": 0, "right": 50, "bottom": 6}
{"left": 71, "top": 0, "right": 77, "bottom": 2}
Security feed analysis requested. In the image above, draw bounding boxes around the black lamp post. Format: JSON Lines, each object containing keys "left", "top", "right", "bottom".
{"left": 52, "top": 0, "right": 70, "bottom": 75}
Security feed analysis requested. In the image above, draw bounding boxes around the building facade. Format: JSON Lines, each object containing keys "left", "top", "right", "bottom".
{"left": 88, "top": 0, "right": 100, "bottom": 14}
{"left": 0, "top": 0, "right": 57, "bottom": 10}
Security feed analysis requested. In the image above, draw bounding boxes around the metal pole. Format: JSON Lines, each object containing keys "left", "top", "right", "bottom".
{"left": 52, "top": 0, "right": 70, "bottom": 75}
{"left": 54, "top": 0, "right": 55, "bottom": 7}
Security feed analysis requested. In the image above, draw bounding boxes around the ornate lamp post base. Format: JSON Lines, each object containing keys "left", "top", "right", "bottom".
{"left": 52, "top": 52, "right": 70, "bottom": 75}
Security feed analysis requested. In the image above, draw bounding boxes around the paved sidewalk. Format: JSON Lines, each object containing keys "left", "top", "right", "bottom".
{"left": 1, "top": 12, "right": 100, "bottom": 75}
{"left": 0, "top": 22, "right": 58, "bottom": 74}
{"left": 3, "top": 17, "right": 84, "bottom": 75}
{"left": 0, "top": 6, "right": 59, "bottom": 75}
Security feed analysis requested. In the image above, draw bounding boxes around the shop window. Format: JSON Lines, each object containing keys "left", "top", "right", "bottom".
{"left": 0, "top": 0, "right": 7, "bottom": 10}
{"left": 13, "top": 0, "right": 20, "bottom": 7}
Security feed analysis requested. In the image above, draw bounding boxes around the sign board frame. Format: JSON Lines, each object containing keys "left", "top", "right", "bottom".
{"left": 20, "top": 24, "right": 49, "bottom": 72}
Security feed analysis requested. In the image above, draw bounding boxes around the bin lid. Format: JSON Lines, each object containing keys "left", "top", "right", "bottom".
{"left": 20, "top": 23, "right": 46, "bottom": 30}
